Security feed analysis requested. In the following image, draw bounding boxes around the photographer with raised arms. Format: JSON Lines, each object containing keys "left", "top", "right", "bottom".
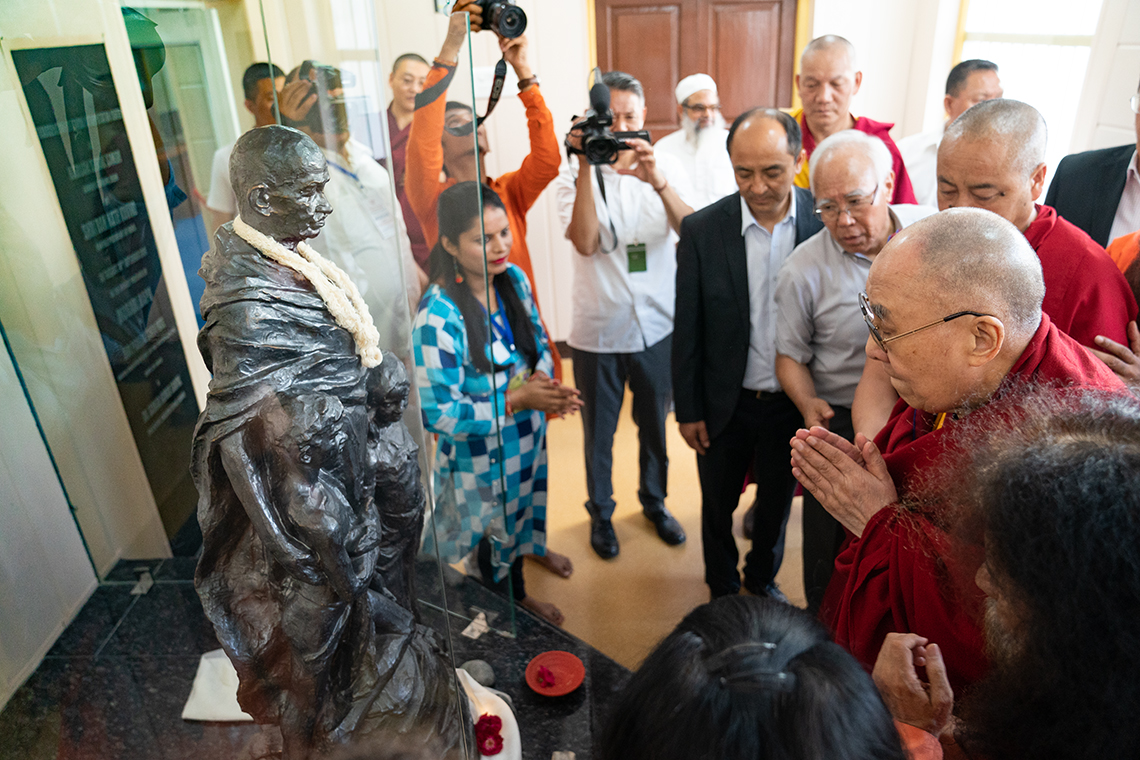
{"left": 555, "top": 71, "right": 695, "bottom": 560}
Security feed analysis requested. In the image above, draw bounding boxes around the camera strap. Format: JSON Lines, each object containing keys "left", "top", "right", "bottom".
{"left": 594, "top": 165, "right": 620, "bottom": 254}
{"left": 443, "top": 56, "right": 508, "bottom": 137}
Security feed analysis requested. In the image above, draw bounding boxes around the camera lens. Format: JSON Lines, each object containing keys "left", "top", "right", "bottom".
{"left": 492, "top": 3, "right": 526, "bottom": 38}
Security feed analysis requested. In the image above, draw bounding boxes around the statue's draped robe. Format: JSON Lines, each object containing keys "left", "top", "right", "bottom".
{"left": 192, "top": 224, "right": 468, "bottom": 752}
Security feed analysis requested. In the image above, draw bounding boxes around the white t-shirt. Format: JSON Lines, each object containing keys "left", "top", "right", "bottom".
{"left": 311, "top": 138, "right": 420, "bottom": 362}
{"left": 206, "top": 141, "right": 237, "bottom": 214}
{"left": 555, "top": 153, "right": 694, "bottom": 353}
{"left": 654, "top": 127, "right": 737, "bottom": 210}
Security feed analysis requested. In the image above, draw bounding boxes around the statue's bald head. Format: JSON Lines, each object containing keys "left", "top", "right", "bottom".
{"left": 230, "top": 125, "right": 326, "bottom": 214}
{"left": 943, "top": 98, "right": 1046, "bottom": 178}
{"left": 802, "top": 34, "right": 857, "bottom": 70}
{"left": 888, "top": 208, "right": 1044, "bottom": 337}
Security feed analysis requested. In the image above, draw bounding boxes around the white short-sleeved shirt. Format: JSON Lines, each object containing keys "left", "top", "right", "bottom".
{"left": 775, "top": 203, "right": 937, "bottom": 407}
{"left": 206, "top": 141, "right": 237, "bottom": 214}
{"left": 896, "top": 128, "right": 942, "bottom": 208}
{"left": 654, "top": 128, "right": 737, "bottom": 210}
{"left": 311, "top": 138, "right": 419, "bottom": 360}
{"left": 555, "top": 153, "right": 694, "bottom": 354}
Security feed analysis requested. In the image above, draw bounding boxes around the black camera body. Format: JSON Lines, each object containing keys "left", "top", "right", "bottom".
{"left": 473, "top": 0, "right": 526, "bottom": 38}
{"left": 290, "top": 60, "right": 356, "bottom": 135}
{"left": 566, "top": 80, "right": 651, "bottom": 166}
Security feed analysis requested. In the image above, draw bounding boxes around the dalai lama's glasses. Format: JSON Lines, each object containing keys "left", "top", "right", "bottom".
{"left": 859, "top": 292, "right": 992, "bottom": 351}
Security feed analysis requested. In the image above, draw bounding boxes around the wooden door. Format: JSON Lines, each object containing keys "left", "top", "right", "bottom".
{"left": 595, "top": 0, "right": 797, "bottom": 142}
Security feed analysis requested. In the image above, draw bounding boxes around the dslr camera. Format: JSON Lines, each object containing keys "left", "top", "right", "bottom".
{"left": 288, "top": 60, "right": 356, "bottom": 135}
{"left": 565, "top": 78, "right": 651, "bottom": 166}
{"left": 473, "top": 0, "right": 526, "bottom": 38}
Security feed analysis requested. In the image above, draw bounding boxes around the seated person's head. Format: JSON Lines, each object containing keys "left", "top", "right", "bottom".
{"left": 937, "top": 98, "right": 1047, "bottom": 231}
{"left": 599, "top": 596, "right": 907, "bottom": 760}
{"left": 861, "top": 208, "right": 1044, "bottom": 413}
{"left": 229, "top": 125, "right": 331, "bottom": 244}
{"left": 948, "top": 387, "right": 1140, "bottom": 760}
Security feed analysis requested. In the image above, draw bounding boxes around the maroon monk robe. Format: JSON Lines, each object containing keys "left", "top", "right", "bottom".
{"left": 1026, "top": 204, "right": 1137, "bottom": 346}
{"left": 798, "top": 111, "right": 918, "bottom": 205}
{"left": 379, "top": 106, "right": 430, "bottom": 268}
{"left": 820, "top": 313, "right": 1126, "bottom": 694}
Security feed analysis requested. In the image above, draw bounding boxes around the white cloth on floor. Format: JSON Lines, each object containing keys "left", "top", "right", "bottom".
{"left": 456, "top": 667, "right": 522, "bottom": 760}
{"left": 181, "top": 648, "right": 254, "bottom": 722}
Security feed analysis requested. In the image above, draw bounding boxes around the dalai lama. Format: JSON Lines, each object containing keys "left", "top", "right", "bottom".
{"left": 789, "top": 209, "right": 1128, "bottom": 694}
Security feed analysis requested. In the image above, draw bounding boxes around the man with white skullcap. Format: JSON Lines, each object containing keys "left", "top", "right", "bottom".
{"left": 655, "top": 73, "right": 738, "bottom": 209}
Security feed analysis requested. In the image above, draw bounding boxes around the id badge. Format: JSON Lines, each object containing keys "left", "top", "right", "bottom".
{"left": 627, "top": 242, "right": 648, "bottom": 273}
{"left": 362, "top": 188, "right": 397, "bottom": 240}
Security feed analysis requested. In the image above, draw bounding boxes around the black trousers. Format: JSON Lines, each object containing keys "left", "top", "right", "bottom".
{"left": 699, "top": 389, "right": 801, "bottom": 597}
{"left": 477, "top": 537, "right": 525, "bottom": 601}
{"left": 801, "top": 405, "right": 853, "bottom": 614}
{"left": 572, "top": 334, "right": 672, "bottom": 521}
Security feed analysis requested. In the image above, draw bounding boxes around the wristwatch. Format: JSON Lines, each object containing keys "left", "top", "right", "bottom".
{"left": 517, "top": 75, "right": 540, "bottom": 91}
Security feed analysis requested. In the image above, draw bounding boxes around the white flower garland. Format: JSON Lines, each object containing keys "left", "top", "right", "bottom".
{"left": 233, "top": 215, "right": 382, "bottom": 368}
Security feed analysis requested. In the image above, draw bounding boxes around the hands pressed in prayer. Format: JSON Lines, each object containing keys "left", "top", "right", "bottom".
{"left": 789, "top": 425, "right": 897, "bottom": 536}
{"left": 872, "top": 633, "right": 955, "bottom": 739}
{"left": 1090, "top": 320, "right": 1140, "bottom": 391}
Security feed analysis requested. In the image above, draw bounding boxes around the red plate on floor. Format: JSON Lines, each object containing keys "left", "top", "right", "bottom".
{"left": 525, "top": 651, "right": 585, "bottom": 696}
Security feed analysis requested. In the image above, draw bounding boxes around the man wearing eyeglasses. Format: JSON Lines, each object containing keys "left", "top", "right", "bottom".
{"left": 654, "top": 74, "right": 738, "bottom": 209}
{"left": 774, "top": 131, "right": 935, "bottom": 612}
{"left": 789, "top": 208, "right": 1126, "bottom": 694}
{"left": 1045, "top": 81, "right": 1140, "bottom": 248}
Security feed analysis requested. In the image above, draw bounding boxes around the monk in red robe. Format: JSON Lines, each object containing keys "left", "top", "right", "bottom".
{"left": 851, "top": 98, "right": 1137, "bottom": 439}
{"left": 791, "top": 35, "right": 917, "bottom": 204}
{"left": 790, "top": 208, "right": 1126, "bottom": 694}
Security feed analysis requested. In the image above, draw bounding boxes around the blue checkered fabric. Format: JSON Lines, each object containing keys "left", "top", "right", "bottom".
{"left": 413, "top": 264, "right": 554, "bottom": 581}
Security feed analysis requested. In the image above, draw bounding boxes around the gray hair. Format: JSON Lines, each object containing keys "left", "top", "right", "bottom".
{"left": 601, "top": 70, "right": 645, "bottom": 104}
{"left": 802, "top": 34, "right": 858, "bottom": 70}
{"left": 943, "top": 98, "right": 1047, "bottom": 177}
{"left": 809, "top": 130, "right": 892, "bottom": 193}
{"left": 902, "top": 208, "right": 1044, "bottom": 337}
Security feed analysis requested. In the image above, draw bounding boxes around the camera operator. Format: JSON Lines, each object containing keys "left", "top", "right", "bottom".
{"left": 555, "top": 71, "right": 695, "bottom": 560}
{"left": 405, "top": 5, "right": 564, "bottom": 377}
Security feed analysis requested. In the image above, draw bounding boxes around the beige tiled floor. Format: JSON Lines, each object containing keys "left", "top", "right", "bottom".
{"left": 520, "top": 359, "right": 807, "bottom": 671}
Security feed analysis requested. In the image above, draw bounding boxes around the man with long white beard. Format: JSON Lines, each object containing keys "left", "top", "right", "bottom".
{"left": 655, "top": 74, "right": 737, "bottom": 209}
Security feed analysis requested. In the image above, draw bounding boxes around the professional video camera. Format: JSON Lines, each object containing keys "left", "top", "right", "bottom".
{"left": 565, "top": 73, "right": 652, "bottom": 166}
{"left": 473, "top": 0, "right": 526, "bottom": 38}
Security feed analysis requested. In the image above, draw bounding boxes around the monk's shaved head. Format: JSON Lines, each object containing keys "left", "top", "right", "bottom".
{"left": 894, "top": 208, "right": 1044, "bottom": 336}
{"left": 944, "top": 98, "right": 1047, "bottom": 178}
{"left": 802, "top": 34, "right": 857, "bottom": 69}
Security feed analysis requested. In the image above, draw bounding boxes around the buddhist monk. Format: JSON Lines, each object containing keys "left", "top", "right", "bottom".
{"left": 852, "top": 98, "right": 1138, "bottom": 438}
{"left": 790, "top": 208, "right": 1126, "bottom": 694}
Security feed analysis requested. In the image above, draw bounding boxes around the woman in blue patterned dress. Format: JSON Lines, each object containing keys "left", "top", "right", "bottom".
{"left": 413, "top": 182, "right": 582, "bottom": 625}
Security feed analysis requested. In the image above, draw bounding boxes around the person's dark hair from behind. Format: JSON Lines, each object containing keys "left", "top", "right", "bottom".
{"left": 392, "top": 52, "right": 429, "bottom": 74}
{"left": 944, "top": 59, "right": 998, "bottom": 97}
{"left": 425, "top": 181, "right": 539, "bottom": 375}
{"left": 243, "top": 61, "right": 285, "bottom": 100}
{"left": 726, "top": 107, "right": 803, "bottom": 157}
{"left": 599, "top": 596, "right": 907, "bottom": 760}
{"left": 943, "top": 386, "right": 1140, "bottom": 760}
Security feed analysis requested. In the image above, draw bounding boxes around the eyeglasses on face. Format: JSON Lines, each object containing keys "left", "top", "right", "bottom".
{"left": 683, "top": 103, "right": 721, "bottom": 115}
{"left": 814, "top": 185, "right": 879, "bottom": 223}
{"left": 858, "top": 292, "right": 993, "bottom": 351}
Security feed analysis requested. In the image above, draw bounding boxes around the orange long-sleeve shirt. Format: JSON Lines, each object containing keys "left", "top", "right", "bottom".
{"left": 406, "top": 59, "right": 564, "bottom": 376}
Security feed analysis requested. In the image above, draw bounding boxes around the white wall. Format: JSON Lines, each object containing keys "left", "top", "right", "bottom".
{"left": 1073, "top": 0, "right": 1140, "bottom": 152}
{"left": 0, "top": 343, "right": 97, "bottom": 712}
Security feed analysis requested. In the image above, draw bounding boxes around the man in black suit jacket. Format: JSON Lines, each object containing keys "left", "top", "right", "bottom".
{"left": 1044, "top": 142, "right": 1136, "bottom": 247}
{"left": 673, "top": 109, "right": 824, "bottom": 598}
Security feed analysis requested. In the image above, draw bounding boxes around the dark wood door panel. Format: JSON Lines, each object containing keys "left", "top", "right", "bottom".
{"left": 708, "top": 1, "right": 794, "bottom": 118}
{"left": 609, "top": 5, "right": 682, "bottom": 135}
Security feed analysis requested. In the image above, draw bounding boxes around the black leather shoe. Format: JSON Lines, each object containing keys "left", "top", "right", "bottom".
{"left": 743, "top": 578, "right": 790, "bottom": 604}
{"left": 590, "top": 517, "right": 619, "bottom": 559}
{"left": 646, "top": 509, "right": 686, "bottom": 546}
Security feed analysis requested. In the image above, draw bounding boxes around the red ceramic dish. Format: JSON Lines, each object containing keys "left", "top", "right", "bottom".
{"left": 524, "top": 651, "right": 585, "bottom": 696}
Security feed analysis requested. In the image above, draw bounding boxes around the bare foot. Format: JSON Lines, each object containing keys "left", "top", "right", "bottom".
{"left": 519, "top": 595, "right": 565, "bottom": 626}
{"left": 529, "top": 551, "right": 573, "bottom": 578}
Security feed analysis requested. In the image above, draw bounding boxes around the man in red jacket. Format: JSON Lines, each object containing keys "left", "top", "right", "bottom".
{"left": 790, "top": 35, "right": 917, "bottom": 204}
{"left": 790, "top": 208, "right": 1126, "bottom": 695}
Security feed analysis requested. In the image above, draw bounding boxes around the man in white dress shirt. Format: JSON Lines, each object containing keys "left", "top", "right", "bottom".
{"left": 897, "top": 59, "right": 1002, "bottom": 207}
{"left": 556, "top": 71, "right": 695, "bottom": 559}
{"left": 654, "top": 73, "right": 738, "bottom": 210}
